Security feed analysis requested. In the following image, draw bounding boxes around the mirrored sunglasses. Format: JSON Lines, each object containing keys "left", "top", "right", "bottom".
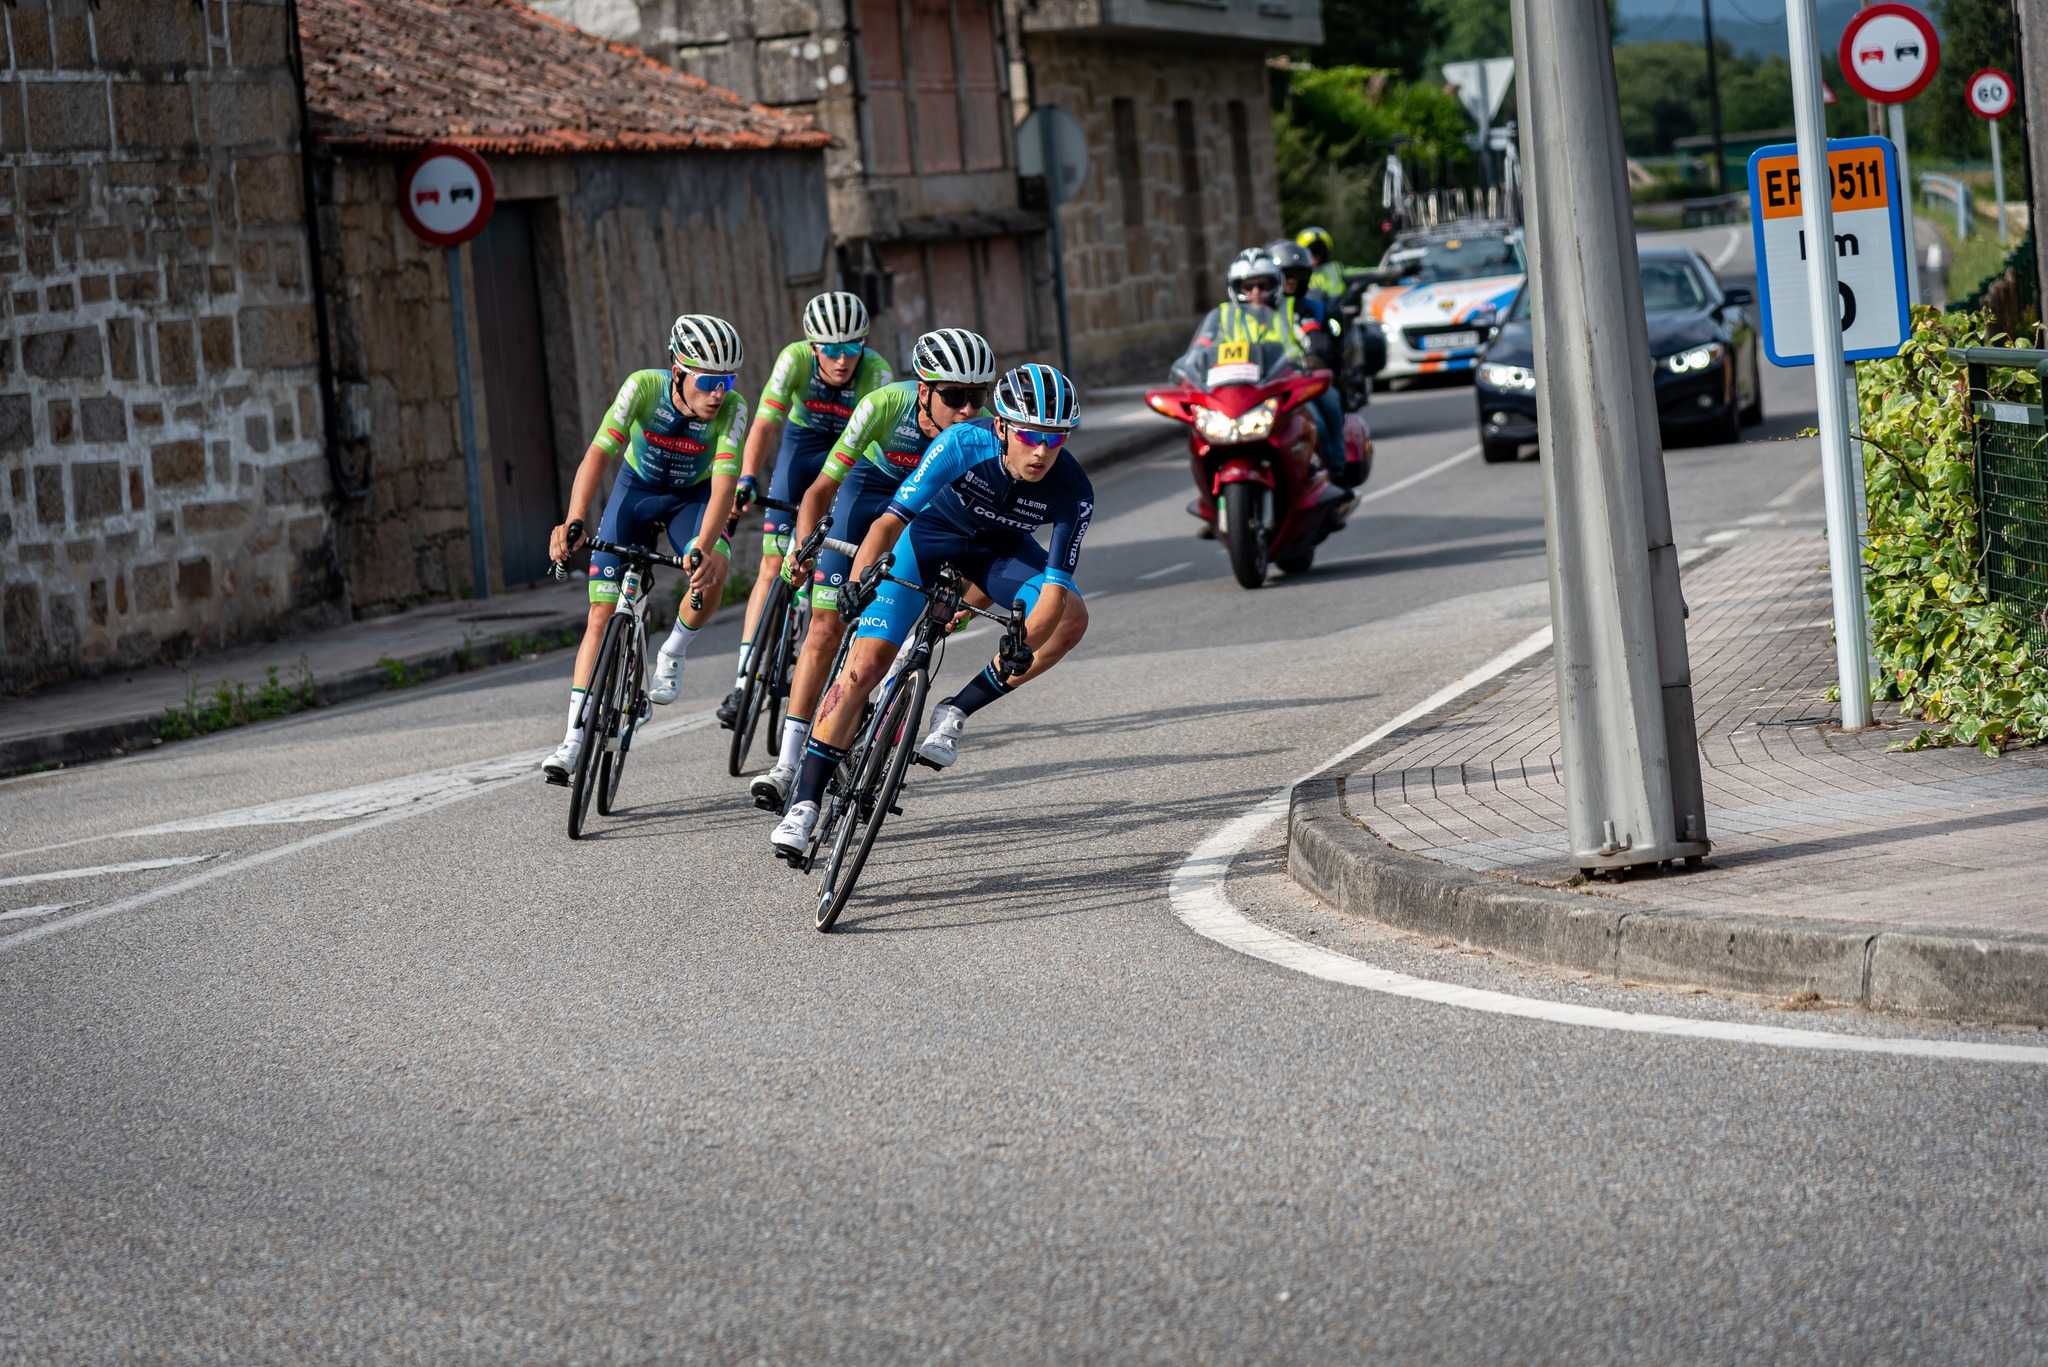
{"left": 688, "top": 371, "right": 735, "bottom": 393}
{"left": 1012, "top": 428, "right": 1068, "bottom": 449}
{"left": 815, "top": 342, "right": 864, "bottom": 360}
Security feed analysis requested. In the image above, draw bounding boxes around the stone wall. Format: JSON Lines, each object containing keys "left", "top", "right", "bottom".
{"left": 0, "top": 0, "right": 341, "bottom": 691}
{"left": 319, "top": 148, "right": 831, "bottom": 611}
{"left": 1028, "top": 36, "right": 1281, "bottom": 383}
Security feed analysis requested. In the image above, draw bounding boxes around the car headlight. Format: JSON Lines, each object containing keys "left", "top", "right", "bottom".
{"left": 1194, "top": 407, "right": 1239, "bottom": 443}
{"left": 1236, "top": 399, "right": 1279, "bottom": 440}
{"left": 1478, "top": 362, "right": 1536, "bottom": 391}
{"left": 1662, "top": 343, "right": 1724, "bottom": 374}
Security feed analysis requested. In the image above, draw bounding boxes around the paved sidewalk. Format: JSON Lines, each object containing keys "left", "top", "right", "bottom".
{"left": 1, "top": 396, "right": 1179, "bottom": 777}
{"left": 1290, "top": 527, "right": 2048, "bottom": 1023}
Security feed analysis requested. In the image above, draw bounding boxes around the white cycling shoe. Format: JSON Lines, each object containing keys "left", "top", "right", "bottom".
{"left": 771, "top": 801, "right": 819, "bottom": 866}
{"left": 915, "top": 704, "right": 967, "bottom": 769}
{"left": 750, "top": 761, "right": 796, "bottom": 814}
{"left": 647, "top": 650, "right": 684, "bottom": 705}
{"left": 542, "top": 737, "right": 581, "bottom": 786}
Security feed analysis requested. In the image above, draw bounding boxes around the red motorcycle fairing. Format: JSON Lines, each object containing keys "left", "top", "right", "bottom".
{"left": 1212, "top": 457, "right": 1275, "bottom": 492}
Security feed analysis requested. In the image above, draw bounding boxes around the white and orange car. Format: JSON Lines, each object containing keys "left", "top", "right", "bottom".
{"left": 1366, "top": 227, "right": 1525, "bottom": 385}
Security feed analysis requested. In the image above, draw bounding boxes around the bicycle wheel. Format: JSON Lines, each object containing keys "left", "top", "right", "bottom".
{"left": 764, "top": 593, "right": 806, "bottom": 759}
{"left": 596, "top": 627, "right": 641, "bottom": 815}
{"left": 815, "top": 665, "right": 928, "bottom": 932}
{"left": 569, "top": 613, "right": 627, "bottom": 840}
{"left": 728, "top": 575, "right": 791, "bottom": 776}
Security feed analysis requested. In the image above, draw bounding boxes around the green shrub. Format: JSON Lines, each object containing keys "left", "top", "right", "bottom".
{"left": 1856, "top": 307, "right": 2048, "bottom": 751}
{"left": 157, "top": 663, "right": 319, "bottom": 742}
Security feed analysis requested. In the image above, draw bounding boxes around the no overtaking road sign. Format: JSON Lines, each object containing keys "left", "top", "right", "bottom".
{"left": 1746, "top": 136, "right": 1909, "bottom": 367}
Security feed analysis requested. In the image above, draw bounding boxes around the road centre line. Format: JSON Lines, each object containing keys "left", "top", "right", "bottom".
{"left": 1711, "top": 226, "right": 1743, "bottom": 269}
{"left": 1137, "top": 561, "right": 1193, "bottom": 581}
{"left": 1167, "top": 612, "right": 2048, "bottom": 1066}
{"left": 1357, "top": 444, "right": 1480, "bottom": 507}
{"left": 0, "top": 854, "right": 219, "bottom": 888}
{"left": 0, "top": 711, "right": 717, "bottom": 950}
{"left": 0, "top": 904, "right": 73, "bottom": 923}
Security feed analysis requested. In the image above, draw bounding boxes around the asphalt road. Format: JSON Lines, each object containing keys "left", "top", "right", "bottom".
{"left": 6, "top": 228, "right": 2045, "bottom": 1363}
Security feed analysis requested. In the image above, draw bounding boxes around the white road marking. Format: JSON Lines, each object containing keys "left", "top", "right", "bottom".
{"left": 1710, "top": 227, "right": 1743, "bottom": 270}
{"left": 1166, "top": 622, "right": 2048, "bottom": 1066}
{"left": 1356, "top": 444, "right": 1480, "bottom": 507}
{"left": 0, "top": 854, "right": 219, "bottom": 888}
{"left": 0, "top": 903, "right": 73, "bottom": 923}
{"left": 1137, "top": 561, "right": 1193, "bottom": 582}
{"left": 1767, "top": 464, "right": 1825, "bottom": 509}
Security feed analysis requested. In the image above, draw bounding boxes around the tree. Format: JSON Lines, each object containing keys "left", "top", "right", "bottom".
{"left": 1919, "top": 0, "right": 2030, "bottom": 188}
{"left": 1313, "top": 0, "right": 1438, "bottom": 79}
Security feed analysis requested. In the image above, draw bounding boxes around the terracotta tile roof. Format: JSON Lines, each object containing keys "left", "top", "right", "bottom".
{"left": 298, "top": 0, "right": 830, "bottom": 155}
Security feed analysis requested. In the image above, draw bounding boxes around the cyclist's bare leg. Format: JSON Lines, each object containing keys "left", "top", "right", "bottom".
{"left": 739, "top": 547, "right": 783, "bottom": 645}
{"left": 810, "top": 636, "right": 900, "bottom": 750}
{"left": 787, "top": 604, "right": 846, "bottom": 722}
{"left": 572, "top": 599, "right": 617, "bottom": 688}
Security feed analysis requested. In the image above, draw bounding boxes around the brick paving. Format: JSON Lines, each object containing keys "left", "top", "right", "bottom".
{"left": 1342, "top": 529, "right": 2048, "bottom": 935}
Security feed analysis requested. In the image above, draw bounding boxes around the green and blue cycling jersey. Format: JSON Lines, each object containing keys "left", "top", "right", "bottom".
{"left": 808, "top": 381, "right": 966, "bottom": 611}
{"left": 758, "top": 342, "right": 892, "bottom": 538}
{"left": 584, "top": 369, "right": 745, "bottom": 602}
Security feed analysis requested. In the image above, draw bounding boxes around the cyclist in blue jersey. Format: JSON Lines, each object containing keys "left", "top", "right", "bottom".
{"left": 746, "top": 328, "right": 997, "bottom": 812}
{"left": 720, "top": 292, "right": 892, "bottom": 728}
{"left": 771, "top": 363, "right": 1092, "bottom": 862}
{"left": 542, "top": 314, "right": 747, "bottom": 783}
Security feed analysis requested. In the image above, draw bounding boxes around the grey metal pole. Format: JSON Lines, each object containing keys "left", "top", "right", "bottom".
{"left": 1700, "top": 0, "right": 1727, "bottom": 192}
{"left": 1037, "top": 109, "right": 1074, "bottom": 379}
{"left": 446, "top": 244, "right": 492, "bottom": 602}
{"left": 1886, "top": 104, "right": 1923, "bottom": 305}
{"left": 1509, "top": 0, "right": 1709, "bottom": 872}
{"left": 1789, "top": 0, "right": 1873, "bottom": 728}
{"left": 1990, "top": 115, "right": 2008, "bottom": 245}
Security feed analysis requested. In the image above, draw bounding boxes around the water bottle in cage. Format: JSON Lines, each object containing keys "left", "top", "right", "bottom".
{"left": 620, "top": 566, "right": 643, "bottom": 606}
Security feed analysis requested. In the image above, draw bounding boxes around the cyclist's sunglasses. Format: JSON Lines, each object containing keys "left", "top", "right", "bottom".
{"left": 932, "top": 384, "right": 987, "bottom": 410}
{"left": 814, "top": 341, "right": 864, "bottom": 360}
{"left": 684, "top": 370, "right": 735, "bottom": 393}
{"left": 1011, "top": 427, "right": 1067, "bottom": 449}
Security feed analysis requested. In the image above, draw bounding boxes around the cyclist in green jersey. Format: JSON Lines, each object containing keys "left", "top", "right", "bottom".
{"left": 746, "top": 328, "right": 998, "bottom": 811}
{"left": 720, "top": 292, "right": 893, "bottom": 728}
{"left": 542, "top": 314, "right": 748, "bottom": 784}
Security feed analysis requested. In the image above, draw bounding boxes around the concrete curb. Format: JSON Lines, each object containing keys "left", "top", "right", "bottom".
{"left": 1, "top": 423, "right": 1179, "bottom": 781}
{"left": 1285, "top": 726, "right": 2048, "bottom": 1030}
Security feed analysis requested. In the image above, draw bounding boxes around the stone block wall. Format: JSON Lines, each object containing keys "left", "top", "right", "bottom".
{"left": 1029, "top": 36, "right": 1280, "bottom": 383}
{"left": 0, "top": 0, "right": 342, "bottom": 691}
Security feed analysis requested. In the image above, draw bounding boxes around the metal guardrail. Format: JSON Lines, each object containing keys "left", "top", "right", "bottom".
{"left": 1922, "top": 173, "right": 1973, "bottom": 240}
{"left": 1678, "top": 191, "right": 1746, "bottom": 227}
{"left": 1951, "top": 346, "right": 2048, "bottom": 654}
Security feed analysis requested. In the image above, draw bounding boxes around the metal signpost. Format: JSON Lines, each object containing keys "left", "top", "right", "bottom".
{"left": 1507, "top": 0, "right": 1708, "bottom": 874}
{"left": 1016, "top": 106, "right": 1086, "bottom": 379}
{"left": 1838, "top": 3, "right": 1939, "bottom": 307}
{"left": 400, "top": 144, "right": 498, "bottom": 601}
{"left": 1967, "top": 68, "right": 2016, "bottom": 244}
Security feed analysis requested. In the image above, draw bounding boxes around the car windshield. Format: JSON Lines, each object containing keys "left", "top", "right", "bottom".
{"left": 1387, "top": 235, "right": 1523, "bottom": 286}
{"left": 1503, "top": 258, "right": 1711, "bottom": 321}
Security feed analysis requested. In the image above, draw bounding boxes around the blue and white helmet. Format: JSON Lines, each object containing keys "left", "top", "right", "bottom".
{"left": 992, "top": 363, "right": 1080, "bottom": 430}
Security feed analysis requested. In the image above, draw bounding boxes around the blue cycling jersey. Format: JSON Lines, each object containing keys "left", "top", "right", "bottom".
{"left": 885, "top": 422, "right": 1093, "bottom": 592}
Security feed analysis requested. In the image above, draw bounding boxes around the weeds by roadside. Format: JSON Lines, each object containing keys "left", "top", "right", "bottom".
{"left": 157, "top": 663, "right": 319, "bottom": 741}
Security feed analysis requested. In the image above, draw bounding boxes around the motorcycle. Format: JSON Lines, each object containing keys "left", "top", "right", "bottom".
{"left": 1146, "top": 337, "right": 1372, "bottom": 589}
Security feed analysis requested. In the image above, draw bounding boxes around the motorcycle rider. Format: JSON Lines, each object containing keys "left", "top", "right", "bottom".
{"left": 1269, "top": 239, "right": 1360, "bottom": 488}
{"left": 1295, "top": 225, "right": 1348, "bottom": 298}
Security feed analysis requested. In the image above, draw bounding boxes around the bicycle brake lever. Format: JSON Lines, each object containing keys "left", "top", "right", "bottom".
{"left": 686, "top": 548, "right": 705, "bottom": 611}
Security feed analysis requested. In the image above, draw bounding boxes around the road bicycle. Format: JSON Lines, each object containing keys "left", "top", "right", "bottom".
{"left": 726, "top": 499, "right": 859, "bottom": 778}
{"left": 799, "top": 558, "right": 1029, "bottom": 932}
{"left": 548, "top": 521, "right": 696, "bottom": 840}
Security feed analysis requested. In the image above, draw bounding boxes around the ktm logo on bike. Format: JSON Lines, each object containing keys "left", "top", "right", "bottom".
{"left": 644, "top": 431, "right": 707, "bottom": 454}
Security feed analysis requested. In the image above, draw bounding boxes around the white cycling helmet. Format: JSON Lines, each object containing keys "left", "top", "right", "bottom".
{"left": 802, "top": 291, "right": 870, "bottom": 346}
{"left": 669, "top": 314, "right": 744, "bottom": 372}
{"left": 911, "top": 328, "right": 998, "bottom": 385}
{"left": 1227, "top": 247, "right": 1281, "bottom": 304}
{"left": 992, "top": 363, "right": 1080, "bottom": 430}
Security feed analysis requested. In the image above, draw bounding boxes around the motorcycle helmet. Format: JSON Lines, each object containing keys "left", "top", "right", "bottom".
{"left": 1227, "top": 247, "right": 1282, "bottom": 305}
{"left": 1295, "top": 225, "right": 1335, "bottom": 263}
{"left": 1265, "top": 239, "right": 1314, "bottom": 295}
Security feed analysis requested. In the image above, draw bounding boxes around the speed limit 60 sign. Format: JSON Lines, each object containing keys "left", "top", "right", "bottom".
{"left": 1746, "top": 136, "right": 1910, "bottom": 367}
{"left": 1968, "top": 68, "right": 2015, "bottom": 119}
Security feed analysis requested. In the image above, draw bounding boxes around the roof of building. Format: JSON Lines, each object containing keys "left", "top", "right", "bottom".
{"left": 298, "top": 0, "right": 830, "bottom": 155}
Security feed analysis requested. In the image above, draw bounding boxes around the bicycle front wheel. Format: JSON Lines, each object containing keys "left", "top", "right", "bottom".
{"left": 569, "top": 614, "right": 628, "bottom": 840}
{"left": 815, "top": 666, "right": 928, "bottom": 932}
{"left": 596, "top": 628, "right": 641, "bottom": 815}
{"left": 729, "top": 575, "right": 791, "bottom": 776}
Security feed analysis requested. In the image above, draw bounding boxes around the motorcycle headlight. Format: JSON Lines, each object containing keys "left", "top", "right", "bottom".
{"left": 1194, "top": 406, "right": 1239, "bottom": 443}
{"left": 1663, "top": 343, "right": 1724, "bottom": 374}
{"left": 1236, "top": 399, "right": 1279, "bottom": 440}
{"left": 1478, "top": 362, "right": 1537, "bottom": 392}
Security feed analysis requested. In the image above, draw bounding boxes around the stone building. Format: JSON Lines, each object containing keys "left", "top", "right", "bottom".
{"left": 533, "top": 0, "right": 1318, "bottom": 383}
{"left": 300, "top": 0, "right": 831, "bottom": 608}
{"left": 1, "top": 0, "right": 338, "bottom": 691}
{"left": 1, "top": 0, "right": 829, "bottom": 690}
